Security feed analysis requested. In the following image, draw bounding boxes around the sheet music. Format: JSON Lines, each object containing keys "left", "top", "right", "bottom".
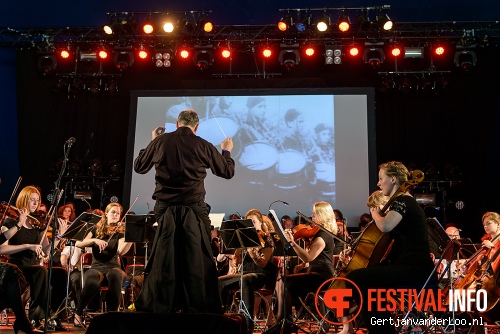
{"left": 269, "top": 209, "right": 287, "bottom": 236}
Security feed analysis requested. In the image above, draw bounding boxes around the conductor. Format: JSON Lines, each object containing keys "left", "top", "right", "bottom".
{"left": 133, "top": 109, "right": 235, "bottom": 313}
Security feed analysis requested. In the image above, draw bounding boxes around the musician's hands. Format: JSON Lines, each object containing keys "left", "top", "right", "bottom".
{"left": 339, "top": 248, "right": 352, "bottom": 264}
{"left": 58, "top": 218, "right": 68, "bottom": 235}
{"left": 27, "top": 244, "right": 43, "bottom": 257}
{"left": 284, "top": 230, "right": 294, "bottom": 243}
{"left": 152, "top": 126, "right": 165, "bottom": 140}
{"left": 18, "top": 208, "right": 28, "bottom": 227}
{"left": 221, "top": 137, "right": 233, "bottom": 152}
{"left": 94, "top": 239, "right": 108, "bottom": 252}
{"left": 482, "top": 240, "right": 494, "bottom": 249}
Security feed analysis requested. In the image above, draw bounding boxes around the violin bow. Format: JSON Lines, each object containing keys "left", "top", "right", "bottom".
{"left": 295, "top": 210, "right": 349, "bottom": 245}
{"left": 105, "top": 195, "right": 139, "bottom": 243}
{"left": 0, "top": 176, "right": 22, "bottom": 226}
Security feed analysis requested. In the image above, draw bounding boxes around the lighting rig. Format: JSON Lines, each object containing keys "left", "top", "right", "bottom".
{"left": 1, "top": 7, "right": 500, "bottom": 87}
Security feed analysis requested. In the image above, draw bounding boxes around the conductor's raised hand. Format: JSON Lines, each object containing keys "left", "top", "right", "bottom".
{"left": 152, "top": 126, "right": 165, "bottom": 141}
{"left": 221, "top": 137, "right": 233, "bottom": 152}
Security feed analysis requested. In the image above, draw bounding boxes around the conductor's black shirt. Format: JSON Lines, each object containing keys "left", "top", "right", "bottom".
{"left": 133, "top": 126, "right": 235, "bottom": 203}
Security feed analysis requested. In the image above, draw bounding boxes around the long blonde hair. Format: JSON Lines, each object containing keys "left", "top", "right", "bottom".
{"left": 312, "top": 202, "right": 338, "bottom": 235}
{"left": 94, "top": 203, "right": 122, "bottom": 239}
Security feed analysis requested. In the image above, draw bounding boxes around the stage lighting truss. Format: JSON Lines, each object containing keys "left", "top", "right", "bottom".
{"left": 113, "top": 47, "right": 134, "bottom": 70}
{"left": 325, "top": 45, "right": 342, "bottom": 65}
{"left": 279, "top": 44, "right": 300, "bottom": 70}
{"left": 37, "top": 51, "right": 57, "bottom": 74}
{"left": 363, "top": 45, "right": 385, "bottom": 67}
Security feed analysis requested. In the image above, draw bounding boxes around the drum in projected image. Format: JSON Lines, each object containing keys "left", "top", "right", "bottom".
{"left": 197, "top": 117, "right": 239, "bottom": 146}
{"left": 274, "top": 150, "right": 308, "bottom": 189}
{"left": 315, "top": 162, "right": 336, "bottom": 195}
{"left": 239, "top": 142, "right": 278, "bottom": 185}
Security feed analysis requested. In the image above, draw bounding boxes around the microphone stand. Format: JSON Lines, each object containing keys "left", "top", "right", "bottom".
{"left": 44, "top": 139, "right": 74, "bottom": 332}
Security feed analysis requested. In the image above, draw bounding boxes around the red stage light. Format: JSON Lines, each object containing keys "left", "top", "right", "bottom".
{"left": 305, "top": 48, "right": 315, "bottom": 56}
{"left": 138, "top": 50, "right": 148, "bottom": 59}
{"left": 391, "top": 47, "right": 402, "bottom": 57}
{"left": 60, "top": 50, "right": 70, "bottom": 59}
{"left": 98, "top": 50, "right": 108, "bottom": 59}
{"left": 180, "top": 49, "right": 190, "bottom": 59}
{"left": 348, "top": 47, "right": 359, "bottom": 56}
{"left": 434, "top": 46, "right": 445, "bottom": 56}
{"left": 221, "top": 49, "right": 231, "bottom": 58}
{"left": 262, "top": 48, "right": 272, "bottom": 58}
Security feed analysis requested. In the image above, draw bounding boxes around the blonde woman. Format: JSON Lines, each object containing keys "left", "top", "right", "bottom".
{"left": 267, "top": 201, "right": 337, "bottom": 334}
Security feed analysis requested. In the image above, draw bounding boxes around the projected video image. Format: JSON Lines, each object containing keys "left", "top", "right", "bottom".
{"left": 127, "top": 89, "right": 372, "bottom": 225}
{"left": 164, "top": 95, "right": 335, "bottom": 194}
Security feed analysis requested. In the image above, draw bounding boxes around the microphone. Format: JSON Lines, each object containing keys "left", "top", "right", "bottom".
{"left": 66, "top": 137, "right": 76, "bottom": 145}
{"left": 268, "top": 200, "right": 289, "bottom": 211}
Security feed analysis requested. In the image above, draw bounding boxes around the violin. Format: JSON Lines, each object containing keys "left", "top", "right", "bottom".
{"left": 292, "top": 223, "right": 320, "bottom": 241}
{"left": 106, "top": 222, "right": 125, "bottom": 235}
{"left": 0, "top": 202, "right": 47, "bottom": 229}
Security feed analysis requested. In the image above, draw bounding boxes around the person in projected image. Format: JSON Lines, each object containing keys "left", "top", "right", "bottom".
{"left": 239, "top": 96, "right": 279, "bottom": 145}
{"left": 281, "top": 108, "right": 312, "bottom": 153}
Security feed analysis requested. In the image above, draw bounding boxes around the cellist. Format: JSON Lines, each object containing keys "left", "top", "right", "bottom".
{"left": 345, "top": 161, "right": 436, "bottom": 334}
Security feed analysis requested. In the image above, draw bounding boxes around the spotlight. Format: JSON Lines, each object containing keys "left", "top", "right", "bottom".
{"left": 378, "top": 76, "right": 395, "bottom": 93}
{"left": 178, "top": 17, "right": 195, "bottom": 34}
{"left": 348, "top": 46, "right": 360, "bottom": 57}
{"left": 103, "top": 25, "right": 113, "bottom": 35}
{"left": 262, "top": 48, "right": 272, "bottom": 58}
{"left": 105, "top": 79, "right": 118, "bottom": 94}
{"left": 363, "top": 47, "right": 385, "bottom": 67}
{"left": 89, "top": 159, "right": 103, "bottom": 176}
{"left": 399, "top": 77, "right": 413, "bottom": 94}
{"left": 304, "top": 47, "right": 315, "bottom": 57}
{"left": 295, "top": 15, "right": 310, "bottom": 32}
{"left": 376, "top": 13, "right": 393, "bottom": 31}
{"left": 154, "top": 50, "right": 172, "bottom": 67}
{"left": 337, "top": 14, "right": 350, "bottom": 32}
{"left": 198, "top": 18, "right": 214, "bottom": 33}
{"left": 37, "top": 52, "right": 57, "bottom": 74}
{"left": 434, "top": 76, "right": 449, "bottom": 94}
{"left": 59, "top": 50, "right": 70, "bottom": 59}
{"left": 278, "top": 15, "right": 292, "bottom": 32}
{"left": 454, "top": 49, "right": 477, "bottom": 71}
{"left": 316, "top": 14, "right": 330, "bottom": 32}
{"left": 138, "top": 49, "right": 148, "bottom": 60}
{"left": 88, "top": 80, "right": 101, "bottom": 94}
{"left": 434, "top": 45, "right": 446, "bottom": 56}
{"left": 142, "top": 19, "right": 154, "bottom": 34}
{"left": 418, "top": 76, "right": 433, "bottom": 93}
{"left": 325, "top": 45, "right": 342, "bottom": 65}
{"left": 356, "top": 11, "right": 371, "bottom": 32}
{"left": 193, "top": 48, "right": 214, "bottom": 71}
{"left": 221, "top": 49, "right": 231, "bottom": 58}
{"left": 98, "top": 49, "right": 109, "bottom": 60}
{"left": 390, "top": 46, "right": 402, "bottom": 57}
{"left": 163, "top": 21, "right": 175, "bottom": 33}
{"left": 114, "top": 50, "right": 134, "bottom": 70}
{"left": 179, "top": 48, "right": 190, "bottom": 59}
{"left": 279, "top": 48, "right": 300, "bottom": 71}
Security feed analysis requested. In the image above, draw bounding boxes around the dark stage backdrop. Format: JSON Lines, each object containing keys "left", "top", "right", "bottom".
{"left": 11, "top": 48, "right": 500, "bottom": 242}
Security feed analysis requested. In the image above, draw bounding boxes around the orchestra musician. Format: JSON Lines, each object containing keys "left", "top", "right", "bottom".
{"left": 73, "top": 203, "right": 132, "bottom": 328}
{"left": 1, "top": 185, "right": 69, "bottom": 331}
{"left": 266, "top": 201, "right": 337, "bottom": 334}
{"left": 344, "top": 161, "right": 435, "bottom": 334}
{"left": 218, "top": 208, "right": 276, "bottom": 334}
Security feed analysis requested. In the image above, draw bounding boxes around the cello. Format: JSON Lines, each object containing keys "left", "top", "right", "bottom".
{"left": 330, "top": 170, "right": 425, "bottom": 289}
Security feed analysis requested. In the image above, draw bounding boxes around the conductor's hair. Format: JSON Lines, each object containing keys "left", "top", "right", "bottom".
{"left": 177, "top": 109, "right": 199, "bottom": 127}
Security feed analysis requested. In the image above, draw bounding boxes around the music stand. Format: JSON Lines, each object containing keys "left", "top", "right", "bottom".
{"left": 268, "top": 209, "right": 295, "bottom": 334}
{"left": 56, "top": 212, "right": 99, "bottom": 327}
{"left": 61, "top": 212, "right": 101, "bottom": 241}
{"left": 125, "top": 214, "right": 156, "bottom": 266}
{"left": 219, "top": 219, "right": 261, "bottom": 324}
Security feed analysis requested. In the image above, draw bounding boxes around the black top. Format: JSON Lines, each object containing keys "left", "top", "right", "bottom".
{"left": 89, "top": 226, "right": 123, "bottom": 273}
{"left": 134, "top": 126, "right": 235, "bottom": 203}
{"left": 387, "top": 194, "right": 433, "bottom": 268}
{"left": 3, "top": 217, "right": 42, "bottom": 266}
{"left": 309, "top": 229, "right": 335, "bottom": 280}
{"left": 242, "top": 233, "right": 276, "bottom": 278}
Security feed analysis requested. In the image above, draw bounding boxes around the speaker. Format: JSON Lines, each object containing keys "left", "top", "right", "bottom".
{"left": 86, "top": 312, "right": 244, "bottom": 334}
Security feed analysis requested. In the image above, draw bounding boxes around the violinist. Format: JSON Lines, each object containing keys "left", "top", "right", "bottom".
{"left": 266, "top": 201, "right": 337, "bottom": 334}
{"left": 345, "top": 161, "right": 435, "bottom": 334}
{"left": 1, "top": 185, "right": 68, "bottom": 330}
{"left": 218, "top": 208, "right": 276, "bottom": 334}
{"left": 73, "top": 202, "right": 132, "bottom": 328}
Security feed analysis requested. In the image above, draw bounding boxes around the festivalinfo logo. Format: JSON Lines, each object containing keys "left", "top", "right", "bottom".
{"left": 315, "top": 277, "right": 490, "bottom": 326}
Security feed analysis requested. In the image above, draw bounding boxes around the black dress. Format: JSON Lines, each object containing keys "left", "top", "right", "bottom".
{"left": 345, "top": 195, "right": 436, "bottom": 334}
{"left": 4, "top": 217, "right": 68, "bottom": 321}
